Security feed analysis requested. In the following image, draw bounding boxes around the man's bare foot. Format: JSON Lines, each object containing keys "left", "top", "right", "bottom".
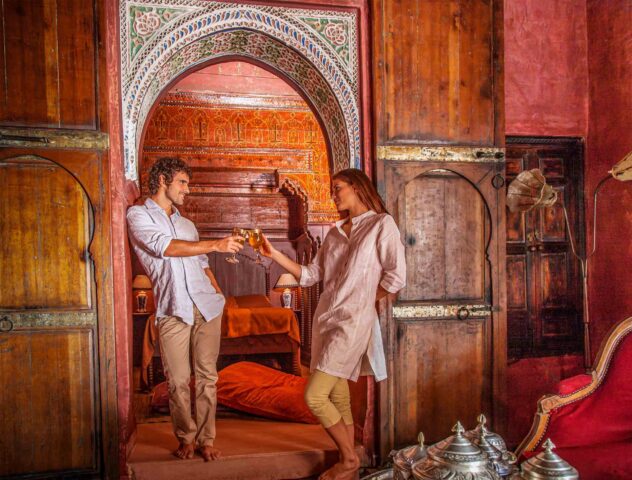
{"left": 318, "top": 455, "right": 360, "bottom": 480}
{"left": 174, "top": 442, "right": 195, "bottom": 459}
{"left": 198, "top": 445, "right": 221, "bottom": 462}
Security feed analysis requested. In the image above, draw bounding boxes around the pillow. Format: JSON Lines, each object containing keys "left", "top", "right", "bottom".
{"left": 217, "top": 361, "right": 318, "bottom": 424}
{"left": 226, "top": 295, "right": 272, "bottom": 309}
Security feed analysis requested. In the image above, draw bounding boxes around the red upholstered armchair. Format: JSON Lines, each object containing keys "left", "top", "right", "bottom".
{"left": 516, "top": 316, "right": 632, "bottom": 479}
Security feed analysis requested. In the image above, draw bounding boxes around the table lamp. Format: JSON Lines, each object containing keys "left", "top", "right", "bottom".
{"left": 506, "top": 149, "right": 632, "bottom": 369}
{"left": 274, "top": 273, "right": 300, "bottom": 309}
{"left": 132, "top": 274, "right": 152, "bottom": 313}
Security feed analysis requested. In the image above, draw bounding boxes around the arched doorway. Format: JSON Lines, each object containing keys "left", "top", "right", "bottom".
{"left": 127, "top": 60, "right": 348, "bottom": 478}
{"left": 118, "top": 2, "right": 372, "bottom": 475}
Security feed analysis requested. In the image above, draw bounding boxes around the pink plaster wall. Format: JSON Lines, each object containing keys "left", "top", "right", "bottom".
{"left": 504, "top": 0, "right": 589, "bottom": 136}
{"left": 585, "top": 0, "right": 632, "bottom": 356}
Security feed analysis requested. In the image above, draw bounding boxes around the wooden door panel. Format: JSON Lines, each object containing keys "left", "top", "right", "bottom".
{"left": 400, "top": 175, "right": 446, "bottom": 301}
{"left": 400, "top": 171, "right": 487, "bottom": 302}
{"left": 506, "top": 138, "right": 583, "bottom": 357}
{"left": 539, "top": 198, "right": 566, "bottom": 242}
{"left": 393, "top": 319, "right": 489, "bottom": 445}
{"left": 0, "top": 156, "right": 99, "bottom": 477}
{"left": 383, "top": 159, "right": 505, "bottom": 455}
{"left": 0, "top": 0, "right": 97, "bottom": 128}
{"left": 0, "top": 330, "right": 96, "bottom": 476}
{"left": 507, "top": 255, "right": 528, "bottom": 310}
{"left": 373, "top": 0, "right": 499, "bottom": 144}
{"left": 540, "top": 253, "right": 569, "bottom": 308}
{"left": 0, "top": 158, "right": 91, "bottom": 309}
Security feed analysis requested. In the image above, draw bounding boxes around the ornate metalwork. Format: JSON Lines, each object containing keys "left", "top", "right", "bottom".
{"left": 377, "top": 146, "right": 505, "bottom": 163}
{"left": 0, "top": 311, "right": 97, "bottom": 328}
{"left": 412, "top": 422, "right": 501, "bottom": 480}
{"left": 0, "top": 128, "right": 109, "bottom": 150}
{"left": 393, "top": 304, "right": 492, "bottom": 320}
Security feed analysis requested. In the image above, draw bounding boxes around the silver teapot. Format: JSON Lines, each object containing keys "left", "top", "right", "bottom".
{"left": 510, "top": 439, "right": 579, "bottom": 480}
{"left": 392, "top": 432, "right": 428, "bottom": 480}
{"left": 412, "top": 422, "right": 501, "bottom": 480}
{"left": 466, "top": 415, "right": 518, "bottom": 477}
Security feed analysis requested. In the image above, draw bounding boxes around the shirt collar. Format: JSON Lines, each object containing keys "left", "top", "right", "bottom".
{"left": 335, "top": 210, "right": 376, "bottom": 229}
{"left": 145, "top": 197, "right": 181, "bottom": 218}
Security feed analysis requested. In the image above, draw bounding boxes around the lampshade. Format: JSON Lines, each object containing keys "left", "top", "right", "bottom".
{"left": 274, "top": 273, "right": 299, "bottom": 290}
{"left": 609, "top": 150, "right": 632, "bottom": 182}
{"left": 132, "top": 274, "right": 152, "bottom": 289}
{"left": 506, "top": 168, "right": 558, "bottom": 213}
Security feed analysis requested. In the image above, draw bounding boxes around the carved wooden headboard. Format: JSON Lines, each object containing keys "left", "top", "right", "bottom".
{"left": 207, "top": 251, "right": 270, "bottom": 299}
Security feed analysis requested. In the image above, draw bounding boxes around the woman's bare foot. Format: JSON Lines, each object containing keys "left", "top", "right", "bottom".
{"left": 198, "top": 445, "right": 221, "bottom": 462}
{"left": 318, "top": 455, "right": 360, "bottom": 480}
{"left": 174, "top": 442, "right": 195, "bottom": 459}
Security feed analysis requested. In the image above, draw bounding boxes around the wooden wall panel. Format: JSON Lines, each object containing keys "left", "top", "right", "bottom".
{"left": 0, "top": 0, "right": 97, "bottom": 128}
{"left": 0, "top": 329, "right": 96, "bottom": 476}
{"left": 373, "top": 0, "right": 502, "bottom": 145}
{"left": 0, "top": 158, "right": 91, "bottom": 309}
{"left": 393, "top": 320, "right": 489, "bottom": 444}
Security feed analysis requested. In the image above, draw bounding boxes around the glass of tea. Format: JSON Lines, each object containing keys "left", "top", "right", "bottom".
{"left": 248, "top": 228, "right": 264, "bottom": 264}
{"left": 226, "top": 227, "right": 248, "bottom": 264}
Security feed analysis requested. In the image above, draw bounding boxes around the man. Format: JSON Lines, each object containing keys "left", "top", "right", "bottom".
{"left": 127, "top": 157, "right": 243, "bottom": 461}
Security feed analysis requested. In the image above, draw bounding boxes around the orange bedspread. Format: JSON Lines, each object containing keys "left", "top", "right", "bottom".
{"left": 222, "top": 296, "right": 300, "bottom": 343}
{"left": 141, "top": 295, "right": 299, "bottom": 385}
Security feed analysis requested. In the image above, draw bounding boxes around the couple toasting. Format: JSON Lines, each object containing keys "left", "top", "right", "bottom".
{"left": 127, "top": 157, "right": 406, "bottom": 479}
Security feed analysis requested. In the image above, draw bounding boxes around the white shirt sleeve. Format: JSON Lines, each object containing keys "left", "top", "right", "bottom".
{"left": 126, "top": 207, "right": 173, "bottom": 258}
{"left": 377, "top": 216, "right": 407, "bottom": 293}
{"left": 299, "top": 242, "right": 324, "bottom": 287}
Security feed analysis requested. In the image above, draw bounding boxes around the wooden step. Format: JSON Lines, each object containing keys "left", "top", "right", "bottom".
{"left": 128, "top": 418, "right": 338, "bottom": 480}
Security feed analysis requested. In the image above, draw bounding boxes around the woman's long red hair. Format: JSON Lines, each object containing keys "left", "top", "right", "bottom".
{"left": 332, "top": 168, "right": 388, "bottom": 217}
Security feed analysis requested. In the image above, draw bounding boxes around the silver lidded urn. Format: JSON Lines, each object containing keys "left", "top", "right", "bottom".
{"left": 510, "top": 439, "right": 579, "bottom": 480}
{"left": 393, "top": 432, "right": 428, "bottom": 480}
{"left": 465, "top": 414, "right": 508, "bottom": 454}
{"left": 466, "top": 414, "right": 518, "bottom": 477}
{"left": 412, "top": 422, "right": 501, "bottom": 480}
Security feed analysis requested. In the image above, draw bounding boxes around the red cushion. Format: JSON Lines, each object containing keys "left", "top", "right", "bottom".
{"left": 556, "top": 373, "right": 592, "bottom": 395}
{"left": 217, "top": 361, "right": 318, "bottom": 424}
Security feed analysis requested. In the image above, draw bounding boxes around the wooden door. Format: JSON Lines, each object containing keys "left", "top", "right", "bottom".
{"left": 380, "top": 157, "right": 506, "bottom": 452}
{"left": 506, "top": 138, "right": 584, "bottom": 358}
{"left": 0, "top": 157, "right": 100, "bottom": 478}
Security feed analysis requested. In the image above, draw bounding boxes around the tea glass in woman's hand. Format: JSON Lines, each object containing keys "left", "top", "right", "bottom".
{"left": 248, "top": 228, "right": 264, "bottom": 264}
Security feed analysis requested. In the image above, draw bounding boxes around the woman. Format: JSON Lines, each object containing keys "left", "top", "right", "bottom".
{"left": 261, "top": 168, "right": 406, "bottom": 480}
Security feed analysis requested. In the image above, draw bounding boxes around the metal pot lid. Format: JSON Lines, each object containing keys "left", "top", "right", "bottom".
{"left": 393, "top": 432, "right": 427, "bottom": 469}
{"left": 465, "top": 414, "right": 508, "bottom": 453}
{"left": 426, "top": 422, "right": 489, "bottom": 465}
{"left": 520, "top": 439, "right": 579, "bottom": 480}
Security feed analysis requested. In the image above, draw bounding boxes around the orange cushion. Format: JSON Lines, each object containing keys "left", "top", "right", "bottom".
{"left": 217, "top": 361, "right": 318, "bottom": 424}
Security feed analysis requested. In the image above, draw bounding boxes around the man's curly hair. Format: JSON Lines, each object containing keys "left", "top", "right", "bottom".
{"left": 147, "top": 157, "right": 192, "bottom": 195}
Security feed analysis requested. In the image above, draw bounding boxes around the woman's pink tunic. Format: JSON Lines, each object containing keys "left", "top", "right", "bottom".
{"left": 300, "top": 211, "right": 406, "bottom": 381}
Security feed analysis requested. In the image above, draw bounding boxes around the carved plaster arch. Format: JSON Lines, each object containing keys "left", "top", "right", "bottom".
{"left": 120, "top": 1, "right": 361, "bottom": 181}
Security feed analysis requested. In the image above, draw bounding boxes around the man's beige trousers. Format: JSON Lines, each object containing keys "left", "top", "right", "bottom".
{"left": 157, "top": 307, "right": 221, "bottom": 447}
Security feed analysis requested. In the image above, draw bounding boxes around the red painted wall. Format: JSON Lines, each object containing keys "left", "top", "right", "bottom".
{"left": 585, "top": 0, "right": 632, "bottom": 356}
{"left": 504, "top": 0, "right": 589, "bottom": 136}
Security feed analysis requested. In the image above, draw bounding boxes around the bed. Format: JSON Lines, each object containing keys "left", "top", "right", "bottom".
{"left": 141, "top": 297, "right": 301, "bottom": 388}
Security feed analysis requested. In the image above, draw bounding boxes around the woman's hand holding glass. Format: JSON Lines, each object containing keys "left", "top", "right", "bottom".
{"left": 259, "top": 233, "right": 277, "bottom": 258}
